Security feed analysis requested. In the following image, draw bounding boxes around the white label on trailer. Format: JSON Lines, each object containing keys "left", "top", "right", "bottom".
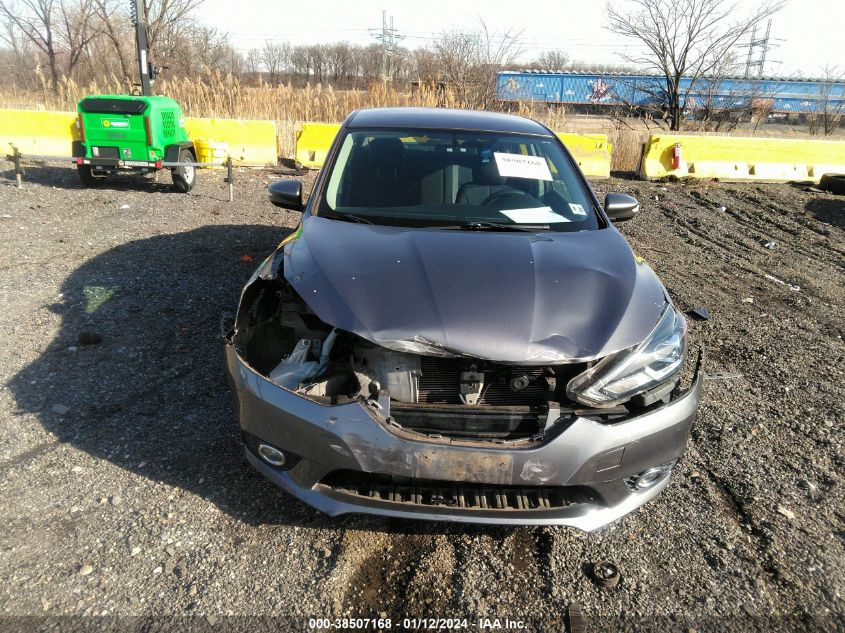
{"left": 141, "top": 50, "right": 147, "bottom": 74}
{"left": 493, "top": 152, "right": 553, "bottom": 181}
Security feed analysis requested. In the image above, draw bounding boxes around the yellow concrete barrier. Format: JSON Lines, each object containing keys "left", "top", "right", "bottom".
{"left": 184, "top": 117, "right": 276, "bottom": 165}
{"left": 557, "top": 133, "right": 611, "bottom": 178}
{"left": 0, "top": 109, "right": 277, "bottom": 165}
{"left": 294, "top": 122, "right": 612, "bottom": 177}
{"left": 640, "top": 134, "right": 845, "bottom": 183}
{"left": 295, "top": 122, "right": 341, "bottom": 168}
{"left": 193, "top": 139, "right": 229, "bottom": 168}
{"left": 0, "top": 109, "right": 79, "bottom": 156}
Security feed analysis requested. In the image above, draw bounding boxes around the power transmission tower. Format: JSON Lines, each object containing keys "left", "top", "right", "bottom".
{"left": 744, "top": 19, "right": 772, "bottom": 79}
{"left": 370, "top": 10, "right": 404, "bottom": 83}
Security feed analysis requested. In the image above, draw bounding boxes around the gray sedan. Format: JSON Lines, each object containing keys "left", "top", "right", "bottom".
{"left": 225, "top": 107, "right": 702, "bottom": 531}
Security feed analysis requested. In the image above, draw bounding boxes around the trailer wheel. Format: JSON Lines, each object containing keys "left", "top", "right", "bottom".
{"left": 171, "top": 148, "right": 196, "bottom": 193}
{"left": 76, "top": 164, "right": 99, "bottom": 187}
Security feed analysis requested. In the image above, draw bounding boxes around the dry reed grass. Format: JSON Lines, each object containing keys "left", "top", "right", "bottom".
{"left": 2, "top": 70, "right": 835, "bottom": 172}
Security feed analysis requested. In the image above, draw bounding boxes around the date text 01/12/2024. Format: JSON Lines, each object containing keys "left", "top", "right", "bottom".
{"left": 308, "top": 617, "right": 528, "bottom": 630}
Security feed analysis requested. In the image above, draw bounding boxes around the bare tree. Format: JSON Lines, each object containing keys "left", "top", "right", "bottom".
{"left": 288, "top": 44, "right": 310, "bottom": 83}
{"left": 325, "top": 42, "right": 353, "bottom": 86}
{"left": 143, "top": 0, "right": 203, "bottom": 52}
{"left": 0, "top": 0, "right": 61, "bottom": 90}
{"left": 58, "top": 0, "right": 96, "bottom": 80}
{"left": 92, "top": 0, "right": 132, "bottom": 81}
{"left": 690, "top": 51, "right": 780, "bottom": 131}
{"left": 260, "top": 41, "right": 287, "bottom": 85}
{"left": 535, "top": 50, "right": 569, "bottom": 71}
{"left": 352, "top": 43, "right": 383, "bottom": 86}
{"left": 808, "top": 65, "right": 845, "bottom": 136}
{"left": 243, "top": 47, "right": 261, "bottom": 77}
{"left": 606, "top": 0, "right": 785, "bottom": 130}
{"left": 0, "top": 15, "right": 39, "bottom": 88}
{"left": 0, "top": 0, "right": 99, "bottom": 91}
{"left": 408, "top": 46, "right": 438, "bottom": 85}
{"left": 307, "top": 44, "right": 326, "bottom": 84}
{"left": 431, "top": 20, "right": 523, "bottom": 109}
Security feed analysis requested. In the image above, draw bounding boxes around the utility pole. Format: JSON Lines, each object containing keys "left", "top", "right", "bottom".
{"left": 744, "top": 19, "right": 772, "bottom": 79}
{"left": 744, "top": 25, "right": 756, "bottom": 78}
{"left": 370, "top": 10, "right": 404, "bottom": 83}
{"left": 131, "top": 0, "right": 159, "bottom": 95}
{"left": 757, "top": 19, "right": 772, "bottom": 79}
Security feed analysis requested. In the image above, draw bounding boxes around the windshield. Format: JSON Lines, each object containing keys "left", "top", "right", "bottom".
{"left": 318, "top": 128, "right": 601, "bottom": 231}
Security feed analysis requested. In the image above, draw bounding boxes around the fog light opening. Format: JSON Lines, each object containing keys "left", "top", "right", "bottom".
{"left": 634, "top": 467, "right": 665, "bottom": 489}
{"left": 257, "top": 444, "right": 287, "bottom": 467}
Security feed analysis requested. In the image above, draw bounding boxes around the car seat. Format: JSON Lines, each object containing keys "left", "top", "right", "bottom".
{"left": 455, "top": 160, "right": 512, "bottom": 205}
{"left": 362, "top": 137, "right": 418, "bottom": 207}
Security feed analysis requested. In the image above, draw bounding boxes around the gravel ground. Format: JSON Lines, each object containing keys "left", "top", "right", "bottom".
{"left": 0, "top": 161, "right": 843, "bottom": 632}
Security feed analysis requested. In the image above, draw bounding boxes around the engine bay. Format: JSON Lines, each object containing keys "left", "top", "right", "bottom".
{"left": 230, "top": 274, "right": 678, "bottom": 440}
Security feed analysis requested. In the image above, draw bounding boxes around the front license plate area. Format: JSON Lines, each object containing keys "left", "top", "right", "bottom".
{"left": 413, "top": 449, "right": 513, "bottom": 484}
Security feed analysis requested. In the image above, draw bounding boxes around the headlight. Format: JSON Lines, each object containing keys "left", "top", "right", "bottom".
{"left": 567, "top": 305, "right": 687, "bottom": 407}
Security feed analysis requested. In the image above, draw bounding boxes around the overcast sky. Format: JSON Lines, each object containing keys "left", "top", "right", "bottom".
{"left": 202, "top": 0, "right": 843, "bottom": 77}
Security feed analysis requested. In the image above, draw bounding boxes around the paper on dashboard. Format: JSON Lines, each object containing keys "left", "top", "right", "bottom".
{"left": 499, "top": 207, "right": 570, "bottom": 223}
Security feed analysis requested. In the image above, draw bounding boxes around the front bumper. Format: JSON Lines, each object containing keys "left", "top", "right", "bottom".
{"left": 226, "top": 345, "right": 702, "bottom": 531}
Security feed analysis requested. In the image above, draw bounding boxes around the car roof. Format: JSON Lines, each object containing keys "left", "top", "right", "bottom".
{"left": 346, "top": 107, "right": 554, "bottom": 136}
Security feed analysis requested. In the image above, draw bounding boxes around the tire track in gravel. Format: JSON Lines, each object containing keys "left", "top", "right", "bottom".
{"left": 682, "top": 443, "right": 789, "bottom": 614}
{"left": 336, "top": 528, "right": 452, "bottom": 616}
{"left": 0, "top": 438, "right": 61, "bottom": 470}
{"left": 656, "top": 204, "right": 759, "bottom": 263}
{"left": 330, "top": 525, "right": 565, "bottom": 618}
{"left": 502, "top": 528, "right": 559, "bottom": 601}
{"left": 651, "top": 207, "right": 772, "bottom": 303}
{"left": 654, "top": 201, "right": 839, "bottom": 309}
{"left": 663, "top": 193, "right": 845, "bottom": 341}
{"left": 680, "top": 442, "right": 831, "bottom": 628}
{"left": 720, "top": 187, "right": 845, "bottom": 259}
{"left": 683, "top": 188, "right": 833, "bottom": 264}
{"left": 719, "top": 206, "right": 845, "bottom": 273}
{"left": 445, "top": 528, "right": 553, "bottom": 616}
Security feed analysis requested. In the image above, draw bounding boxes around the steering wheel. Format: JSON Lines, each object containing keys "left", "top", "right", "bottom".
{"left": 481, "top": 188, "right": 538, "bottom": 209}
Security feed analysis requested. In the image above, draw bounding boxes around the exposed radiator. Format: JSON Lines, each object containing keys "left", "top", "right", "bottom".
{"left": 417, "top": 357, "right": 548, "bottom": 406}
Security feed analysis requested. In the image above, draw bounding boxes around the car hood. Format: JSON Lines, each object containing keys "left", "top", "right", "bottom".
{"left": 283, "top": 215, "right": 668, "bottom": 364}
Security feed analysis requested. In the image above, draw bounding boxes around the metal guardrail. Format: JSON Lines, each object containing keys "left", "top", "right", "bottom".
{"left": 3, "top": 146, "right": 236, "bottom": 202}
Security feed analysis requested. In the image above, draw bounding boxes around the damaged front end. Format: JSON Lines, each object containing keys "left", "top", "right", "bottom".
{"left": 224, "top": 243, "right": 702, "bottom": 530}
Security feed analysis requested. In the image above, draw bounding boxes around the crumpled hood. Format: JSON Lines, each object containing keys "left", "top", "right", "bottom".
{"left": 284, "top": 215, "right": 668, "bottom": 364}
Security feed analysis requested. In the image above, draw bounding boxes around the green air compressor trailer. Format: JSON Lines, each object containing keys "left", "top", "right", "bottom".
{"left": 72, "top": 94, "right": 197, "bottom": 193}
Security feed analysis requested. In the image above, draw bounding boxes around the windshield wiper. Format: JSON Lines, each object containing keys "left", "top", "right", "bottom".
{"left": 455, "top": 221, "right": 542, "bottom": 232}
{"left": 323, "top": 211, "right": 374, "bottom": 225}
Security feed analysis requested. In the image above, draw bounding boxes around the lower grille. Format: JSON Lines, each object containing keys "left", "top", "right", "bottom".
{"left": 318, "top": 470, "right": 595, "bottom": 511}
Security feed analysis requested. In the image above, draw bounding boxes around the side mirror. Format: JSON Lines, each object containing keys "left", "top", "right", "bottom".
{"left": 268, "top": 179, "right": 303, "bottom": 211}
{"left": 604, "top": 193, "right": 639, "bottom": 221}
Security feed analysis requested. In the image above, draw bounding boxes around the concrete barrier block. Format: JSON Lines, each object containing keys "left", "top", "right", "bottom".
{"left": 295, "top": 123, "right": 341, "bottom": 168}
{"left": 185, "top": 117, "right": 277, "bottom": 165}
{"left": 0, "top": 109, "right": 79, "bottom": 156}
{"left": 641, "top": 134, "right": 845, "bottom": 183}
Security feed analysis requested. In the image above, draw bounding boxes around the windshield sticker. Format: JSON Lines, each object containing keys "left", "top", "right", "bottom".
{"left": 568, "top": 203, "right": 587, "bottom": 216}
{"left": 500, "top": 207, "right": 570, "bottom": 224}
{"left": 494, "top": 152, "right": 553, "bottom": 181}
